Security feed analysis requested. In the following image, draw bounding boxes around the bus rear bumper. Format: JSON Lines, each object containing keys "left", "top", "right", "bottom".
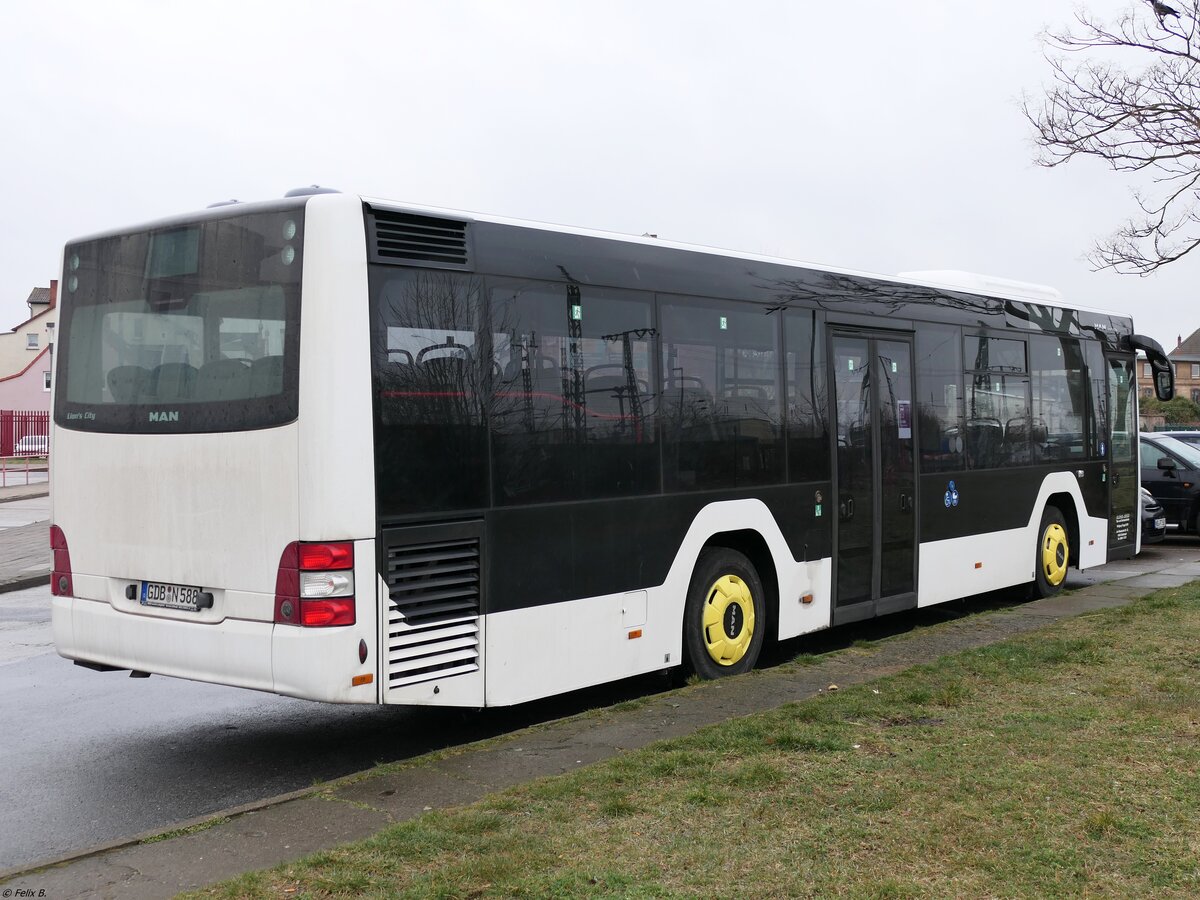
{"left": 52, "top": 595, "right": 381, "bottom": 703}
{"left": 53, "top": 594, "right": 275, "bottom": 693}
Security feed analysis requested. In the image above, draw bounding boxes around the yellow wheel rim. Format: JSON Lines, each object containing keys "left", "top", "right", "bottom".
{"left": 702, "top": 574, "right": 755, "bottom": 666}
{"left": 1041, "top": 523, "right": 1068, "bottom": 587}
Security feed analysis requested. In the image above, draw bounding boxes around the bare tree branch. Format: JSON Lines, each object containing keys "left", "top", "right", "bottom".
{"left": 1025, "top": 1, "right": 1200, "bottom": 273}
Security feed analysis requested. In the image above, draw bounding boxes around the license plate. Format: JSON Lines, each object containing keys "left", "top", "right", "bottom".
{"left": 1154, "top": 518, "right": 1166, "bottom": 530}
{"left": 141, "top": 581, "right": 204, "bottom": 611}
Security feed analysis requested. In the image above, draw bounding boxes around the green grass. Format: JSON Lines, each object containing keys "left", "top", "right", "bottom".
{"left": 141, "top": 815, "right": 230, "bottom": 844}
{"left": 192, "top": 586, "right": 1200, "bottom": 899}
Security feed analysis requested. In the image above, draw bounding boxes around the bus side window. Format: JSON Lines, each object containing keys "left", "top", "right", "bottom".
{"left": 914, "top": 324, "right": 963, "bottom": 473}
{"left": 660, "top": 298, "right": 782, "bottom": 490}
{"left": 784, "top": 310, "right": 830, "bottom": 483}
{"left": 963, "top": 334, "right": 1030, "bottom": 470}
{"left": 488, "top": 280, "right": 657, "bottom": 505}
{"left": 1029, "top": 335, "right": 1087, "bottom": 462}
{"left": 369, "top": 269, "right": 489, "bottom": 514}
{"left": 1083, "top": 340, "right": 1107, "bottom": 460}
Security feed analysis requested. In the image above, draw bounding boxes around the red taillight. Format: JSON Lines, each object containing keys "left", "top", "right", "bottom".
{"left": 50, "top": 524, "right": 73, "bottom": 597}
{"left": 275, "top": 541, "right": 356, "bottom": 627}
{"left": 299, "top": 597, "right": 356, "bottom": 627}
{"left": 298, "top": 542, "right": 353, "bottom": 571}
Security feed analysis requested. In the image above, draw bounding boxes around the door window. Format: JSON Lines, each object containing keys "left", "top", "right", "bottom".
{"left": 832, "top": 333, "right": 917, "bottom": 612}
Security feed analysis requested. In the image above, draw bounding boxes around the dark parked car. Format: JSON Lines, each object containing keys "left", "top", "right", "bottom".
{"left": 1139, "top": 433, "right": 1200, "bottom": 534}
{"left": 1141, "top": 486, "right": 1166, "bottom": 545}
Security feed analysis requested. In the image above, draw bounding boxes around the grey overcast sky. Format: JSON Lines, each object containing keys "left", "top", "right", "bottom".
{"left": 1, "top": 0, "right": 1194, "bottom": 354}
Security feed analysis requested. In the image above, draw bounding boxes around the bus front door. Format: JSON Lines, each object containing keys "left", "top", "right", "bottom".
{"left": 831, "top": 332, "right": 918, "bottom": 625}
{"left": 1106, "top": 355, "right": 1138, "bottom": 559}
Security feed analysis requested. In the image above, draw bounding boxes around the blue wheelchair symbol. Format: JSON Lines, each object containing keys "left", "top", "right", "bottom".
{"left": 944, "top": 480, "right": 960, "bottom": 508}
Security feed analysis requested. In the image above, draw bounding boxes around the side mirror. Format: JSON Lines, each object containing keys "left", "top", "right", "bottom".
{"left": 1158, "top": 457, "right": 1177, "bottom": 471}
{"left": 1128, "top": 334, "right": 1174, "bottom": 401}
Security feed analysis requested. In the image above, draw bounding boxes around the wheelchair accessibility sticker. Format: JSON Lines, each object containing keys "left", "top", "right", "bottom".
{"left": 944, "top": 481, "right": 960, "bottom": 509}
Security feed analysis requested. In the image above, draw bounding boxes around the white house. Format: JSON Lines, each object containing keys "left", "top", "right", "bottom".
{"left": 0, "top": 282, "right": 58, "bottom": 411}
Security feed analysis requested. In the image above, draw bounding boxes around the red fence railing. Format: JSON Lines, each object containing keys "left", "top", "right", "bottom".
{"left": 0, "top": 411, "right": 50, "bottom": 457}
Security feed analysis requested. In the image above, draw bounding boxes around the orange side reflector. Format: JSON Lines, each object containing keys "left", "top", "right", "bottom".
{"left": 974, "top": 562, "right": 983, "bottom": 569}
{"left": 352, "top": 673, "right": 373, "bottom": 686}
{"left": 627, "top": 629, "right": 643, "bottom": 640}
{"left": 801, "top": 594, "right": 814, "bottom": 604}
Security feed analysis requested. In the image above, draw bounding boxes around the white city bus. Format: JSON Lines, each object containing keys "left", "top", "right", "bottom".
{"left": 50, "top": 190, "right": 1174, "bottom": 705}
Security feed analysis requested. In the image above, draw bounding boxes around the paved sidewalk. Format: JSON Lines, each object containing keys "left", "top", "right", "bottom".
{"left": 2, "top": 541, "right": 1198, "bottom": 899}
{"left": 0, "top": 483, "right": 49, "bottom": 592}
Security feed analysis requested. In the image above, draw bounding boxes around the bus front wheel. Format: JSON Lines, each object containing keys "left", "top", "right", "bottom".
{"left": 684, "top": 548, "right": 766, "bottom": 679}
{"left": 1034, "top": 507, "right": 1070, "bottom": 598}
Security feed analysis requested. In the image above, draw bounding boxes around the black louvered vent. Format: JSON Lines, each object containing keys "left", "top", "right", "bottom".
{"left": 371, "top": 209, "right": 470, "bottom": 269}
{"left": 385, "top": 536, "right": 481, "bottom": 689}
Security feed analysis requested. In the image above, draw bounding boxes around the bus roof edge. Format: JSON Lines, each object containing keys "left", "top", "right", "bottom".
{"left": 896, "top": 270, "right": 1063, "bottom": 303}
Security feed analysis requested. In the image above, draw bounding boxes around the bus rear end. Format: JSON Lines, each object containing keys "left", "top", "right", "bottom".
{"left": 50, "top": 194, "right": 379, "bottom": 702}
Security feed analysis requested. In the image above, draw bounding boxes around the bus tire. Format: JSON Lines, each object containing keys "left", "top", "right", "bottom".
{"left": 1034, "top": 506, "right": 1070, "bottom": 598}
{"left": 684, "top": 548, "right": 766, "bottom": 679}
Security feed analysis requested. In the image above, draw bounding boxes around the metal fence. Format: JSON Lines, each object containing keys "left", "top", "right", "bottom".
{"left": 1, "top": 410, "right": 50, "bottom": 457}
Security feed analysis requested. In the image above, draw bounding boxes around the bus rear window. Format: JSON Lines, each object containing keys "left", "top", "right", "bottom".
{"left": 55, "top": 206, "right": 303, "bottom": 434}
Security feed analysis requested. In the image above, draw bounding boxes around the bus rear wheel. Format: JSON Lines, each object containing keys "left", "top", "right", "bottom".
{"left": 684, "top": 548, "right": 766, "bottom": 679}
{"left": 1034, "top": 507, "right": 1070, "bottom": 598}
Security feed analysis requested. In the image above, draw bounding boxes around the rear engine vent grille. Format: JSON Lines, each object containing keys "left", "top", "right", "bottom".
{"left": 385, "top": 536, "right": 481, "bottom": 688}
{"left": 369, "top": 208, "right": 471, "bottom": 269}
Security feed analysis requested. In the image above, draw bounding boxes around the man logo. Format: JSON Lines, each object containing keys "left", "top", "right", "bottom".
{"left": 149, "top": 411, "right": 180, "bottom": 423}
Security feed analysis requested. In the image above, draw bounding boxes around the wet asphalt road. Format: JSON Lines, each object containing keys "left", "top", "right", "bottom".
{"left": 0, "top": 584, "right": 670, "bottom": 873}
{"left": 1, "top": 595, "right": 418, "bottom": 871}
{"left": 3, "top": 535, "right": 1198, "bottom": 873}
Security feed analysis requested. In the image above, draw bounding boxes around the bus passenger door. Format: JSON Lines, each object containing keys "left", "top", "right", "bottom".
{"left": 831, "top": 332, "right": 918, "bottom": 625}
{"left": 1106, "top": 355, "right": 1137, "bottom": 559}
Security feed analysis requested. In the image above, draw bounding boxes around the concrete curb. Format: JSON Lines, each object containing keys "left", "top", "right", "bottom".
{"left": 0, "top": 488, "right": 48, "bottom": 504}
{"left": 0, "top": 573, "right": 49, "bottom": 594}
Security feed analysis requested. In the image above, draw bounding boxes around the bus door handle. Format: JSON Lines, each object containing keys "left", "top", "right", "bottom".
{"left": 840, "top": 498, "right": 855, "bottom": 521}
{"left": 899, "top": 493, "right": 912, "bottom": 513}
